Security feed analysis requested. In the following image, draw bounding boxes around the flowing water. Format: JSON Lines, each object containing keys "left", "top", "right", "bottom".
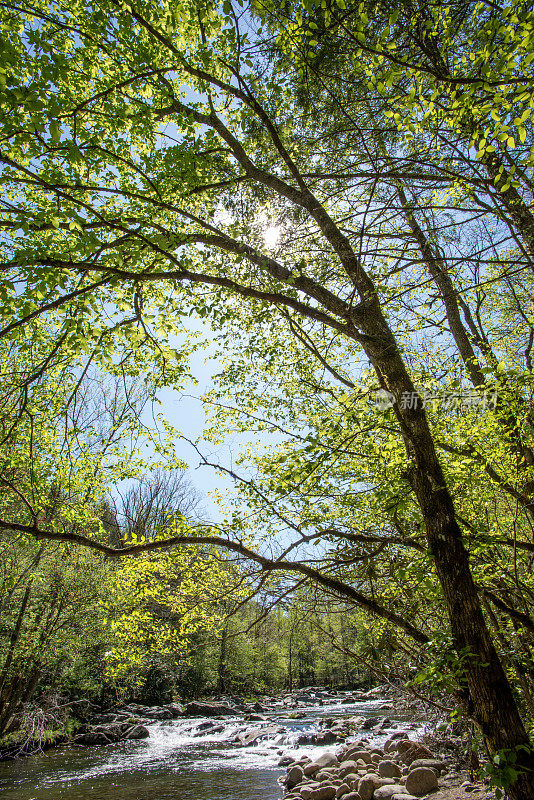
{"left": 0, "top": 698, "right": 423, "bottom": 800}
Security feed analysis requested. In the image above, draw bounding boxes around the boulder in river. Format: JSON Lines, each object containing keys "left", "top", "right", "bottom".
{"left": 74, "top": 722, "right": 149, "bottom": 746}
{"left": 286, "top": 765, "right": 305, "bottom": 788}
{"left": 185, "top": 701, "right": 236, "bottom": 717}
{"left": 124, "top": 724, "right": 150, "bottom": 740}
{"left": 238, "top": 725, "right": 283, "bottom": 746}
{"left": 314, "top": 731, "right": 338, "bottom": 745}
{"left": 314, "top": 752, "right": 339, "bottom": 768}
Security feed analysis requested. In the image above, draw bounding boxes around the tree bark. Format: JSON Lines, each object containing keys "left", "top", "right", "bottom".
{"left": 351, "top": 298, "right": 534, "bottom": 794}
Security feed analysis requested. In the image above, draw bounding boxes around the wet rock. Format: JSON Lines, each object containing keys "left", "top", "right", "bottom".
{"left": 279, "top": 756, "right": 295, "bottom": 766}
{"left": 166, "top": 702, "right": 185, "bottom": 718}
{"left": 239, "top": 724, "right": 283, "bottom": 746}
{"left": 124, "top": 724, "right": 150, "bottom": 740}
{"left": 287, "top": 765, "right": 305, "bottom": 788}
{"left": 73, "top": 722, "right": 145, "bottom": 746}
{"left": 193, "top": 722, "right": 225, "bottom": 735}
{"left": 405, "top": 766, "right": 438, "bottom": 796}
{"left": 185, "top": 701, "right": 236, "bottom": 717}
{"left": 196, "top": 720, "right": 218, "bottom": 731}
{"left": 74, "top": 730, "right": 116, "bottom": 746}
{"left": 315, "top": 731, "right": 338, "bottom": 745}
{"left": 373, "top": 718, "right": 391, "bottom": 733}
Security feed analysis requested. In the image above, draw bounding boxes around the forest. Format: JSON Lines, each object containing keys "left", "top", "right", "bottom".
{"left": 1, "top": 0, "right": 534, "bottom": 796}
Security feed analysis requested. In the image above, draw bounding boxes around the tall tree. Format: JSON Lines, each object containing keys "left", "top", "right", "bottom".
{"left": 1, "top": 0, "right": 534, "bottom": 791}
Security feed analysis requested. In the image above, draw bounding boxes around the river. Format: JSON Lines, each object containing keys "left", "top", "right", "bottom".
{"left": 0, "top": 697, "right": 423, "bottom": 799}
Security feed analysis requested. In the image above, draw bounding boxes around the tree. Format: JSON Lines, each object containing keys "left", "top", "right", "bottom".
{"left": 102, "top": 472, "right": 233, "bottom": 693}
{"left": 0, "top": 323, "right": 190, "bottom": 733}
{"left": 1, "top": 0, "right": 534, "bottom": 792}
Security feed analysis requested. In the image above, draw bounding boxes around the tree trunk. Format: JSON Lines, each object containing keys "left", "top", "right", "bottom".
{"left": 353, "top": 300, "right": 534, "bottom": 796}
{"left": 217, "top": 621, "right": 229, "bottom": 694}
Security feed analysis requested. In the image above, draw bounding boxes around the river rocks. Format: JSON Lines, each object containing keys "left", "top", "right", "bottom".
{"left": 303, "top": 787, "right": 337, "bottom": 800}
{"left": 238, "top": 725, "right": 284, "bottom": 746}
{"left": 280, "top": 732, "right": 445, "bottom": 800}
{"left": 377, "top": 761, "right": 402, "bottom": 779}
{"left": 357, "top": 774, "right": 383, "bottom": 800}
{"left": 287, "top": 765, "right": 305, "bottom": 788}
{"left": 371, "top": 718, "right": 391, "bottom": 733}
{"left": 373, "top": 786, "right": 405, "bottom": 799}
{"left": 383, "top": 733, "right": 409, "bottom": 753}
{"left": 193, "top": 722, "right": 225, "bottom": 735}
{"left": 405, "top": 766, "right": 438, "bottom": 795}
{"left": 125, "top": 724, "right": 150, "bottom": 740}
{"left": 315, "top": 731, "right": 339, "bottom": 745}
{"left": 74, "top": 722, "right": 149, "bottom": 746}
{"left": 121, "top": 702, "right": 184, "bottom": 719}
{"left": 185, "top": 701, "right": 236, "bottom": 716}
{"left": 315, "top": 752, "right": 340, "bottom": 768}
{"left": 196, "top": 720, "right": 219, "bottom": 731}
{"left": 395, "top": 740, "right": 433, "bottom": 765}
{"left": 345, "top": 748, "right": 372, "bottom": 764}
{"left": 280, "top": 755, "right": 297, "bottom": 766}
{"left": 339, "top": 760, "right": 359, "bottom": 775}
{"left": 408, "top": 757, "right": 446, "bottom": 774}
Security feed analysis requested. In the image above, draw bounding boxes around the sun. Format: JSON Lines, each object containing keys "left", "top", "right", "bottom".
{"left": 263, "top": 225, "right": 281, "bottom": 250}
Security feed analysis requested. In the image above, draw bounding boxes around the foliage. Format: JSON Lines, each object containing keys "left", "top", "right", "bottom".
{"left": 2, "top": 0, "right": 534, "bottom": 790}
{"left": 103, "top": 543, "right": 237, "bottom": 687}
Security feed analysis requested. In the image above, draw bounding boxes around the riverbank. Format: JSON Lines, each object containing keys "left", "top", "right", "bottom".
{"left": 278, "top": 734, "right": 495, "bottom": 800}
